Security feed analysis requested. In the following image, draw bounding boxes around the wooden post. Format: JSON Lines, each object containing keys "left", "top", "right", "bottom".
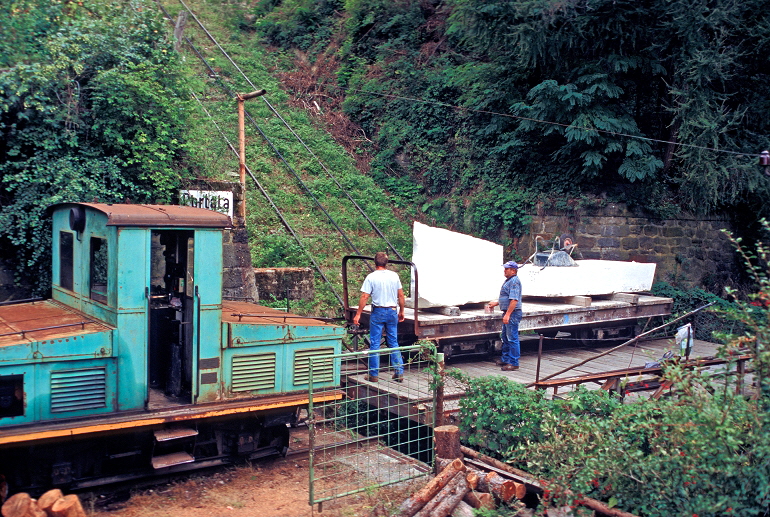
{"left": 235, "top": 89, "right": 266, "bottom": 222}
{"left": 434, "top": 425, "right": 462, "bottom": 460}
{"left": 536, "top": 333, "right": 544, "bottom": 384}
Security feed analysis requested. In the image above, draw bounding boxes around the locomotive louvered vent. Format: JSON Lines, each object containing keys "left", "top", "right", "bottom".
{"left": 294, "top": 348, "right": 335, "bottom": 385}
{"left": 50, "top": 367, "right": 107, "bottom": 413}
{"left": 232, "top": 353, "right": 276, "bottom": 392}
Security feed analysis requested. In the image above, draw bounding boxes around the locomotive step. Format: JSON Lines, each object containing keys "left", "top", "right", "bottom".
{"left": 151, "top": 451, "right": 195, "bottom": 469}
{"left": 153, "top": 427, "right": 199, "bottom": 442}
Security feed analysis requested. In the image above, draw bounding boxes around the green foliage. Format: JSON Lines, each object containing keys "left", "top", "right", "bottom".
{"left": 457, "top": 224, "right": 770, "bottom": 516}
{"left": 0, "top": 0, "right": 191, "bottom": 293}
{"left": 253, "top": 0, "right": 770, "bottom": 225}
{"left": 252, "top": 0, "right": 343, "bottom": 52}
{"left": 651, "top": 281, "right": 740, "bottom": 342}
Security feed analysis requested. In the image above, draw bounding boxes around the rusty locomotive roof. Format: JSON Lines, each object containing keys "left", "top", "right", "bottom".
{"left": 50, "top": 203, "right": 232, "bottom": 228}
{"left": 0, "top": 300, "right": 113, "bottom": 347}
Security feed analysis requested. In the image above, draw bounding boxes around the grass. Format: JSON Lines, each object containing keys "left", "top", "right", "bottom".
{"left": 157, "top": 0, "right": 413, "bottom": 316}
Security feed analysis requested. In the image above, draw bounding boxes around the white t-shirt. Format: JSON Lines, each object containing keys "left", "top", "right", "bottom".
{"left": 361, "top": 269, "right": 402, "bottom": 307}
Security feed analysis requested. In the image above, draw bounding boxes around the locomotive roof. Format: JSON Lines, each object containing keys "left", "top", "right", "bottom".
{"left": 50, "top": 203, "right": 232, "bottom": 228}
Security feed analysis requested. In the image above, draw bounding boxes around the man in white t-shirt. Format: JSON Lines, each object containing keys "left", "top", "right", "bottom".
{"left": 353, "top": 252, "right": 405, "bottom": 382}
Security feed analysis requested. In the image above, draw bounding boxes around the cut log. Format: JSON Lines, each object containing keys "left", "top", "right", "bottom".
{"left": 483, "top": 471, "right": 522, "bottom": 502}
{"left": 398, "top": 458, "right": 465, "bottom": 517}
{"left": 463, "top": 491, "right": 495, "bottom": 511}
{"left": 465, "top": 471, "right": 479, "bottom": 490}
{"left": 431, "top": 476, "right": 471, "bottom": 517}
{"left": 434, "top": 425, "right": 462, "bottom": 460}
{"left": 36, "top": 490, "right": 63, "bottom": 515}
{"left": 461, "top": 446, "right": 542, "bottom": 493}
{"left": 2, "top": 493, "right": 36, "bottom": 517}
{"left": 50, "top": 495, "right": 86, "bottom": 517}
{"left": 450, "top": 500, "right": 475, "bottom": 517}
{"left": 414, "top": 473, "right": 467, "bottom": 517}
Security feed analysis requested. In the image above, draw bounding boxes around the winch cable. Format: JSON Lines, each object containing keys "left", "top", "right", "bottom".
{"left": 156, "top": 2, "right": 372, "bottom": 277}
{"left": 259, "top": 97, "right": 405, "bottom": 262}
{"left": 190, "top": 89, "right": 345, "bottom": 308}
{"left": 174, "top": 0, "right": 403, "bottom": 262}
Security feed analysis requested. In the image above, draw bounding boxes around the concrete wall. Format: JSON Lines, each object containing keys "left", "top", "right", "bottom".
{"left": 522, "top": 203, "right": 737, "bottom": 290}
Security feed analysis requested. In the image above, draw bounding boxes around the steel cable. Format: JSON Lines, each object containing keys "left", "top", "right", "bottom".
{"left": 174, "top": 0, "right": 402, "bottom": 261}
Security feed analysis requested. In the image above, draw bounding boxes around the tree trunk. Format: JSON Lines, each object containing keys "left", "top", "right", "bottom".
{"left": 414, "top": 473, "right": 467, "bottom": 517}
{"left": 36, "top": 490, "right": 63, "bottom": 516}
{"left": 49, "top": 496, "right": 86, "bottom": 517}
{"left": 483, "top": 471, "right": 521, "bottom": 503}
{"left": 398, "top": 458, "right": 465, "bottom": 517}
{"left": 434, "top": 425, "right": 462, "bottom": 460}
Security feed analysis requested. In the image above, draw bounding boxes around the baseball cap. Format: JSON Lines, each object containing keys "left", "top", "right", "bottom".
{"left": 502, "top": 261, "right": 520, "bottom": 269}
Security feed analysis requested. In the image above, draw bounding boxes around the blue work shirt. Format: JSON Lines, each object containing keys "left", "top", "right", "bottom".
{"left": 499, "top": 275, "right": 522, "bottom": 313}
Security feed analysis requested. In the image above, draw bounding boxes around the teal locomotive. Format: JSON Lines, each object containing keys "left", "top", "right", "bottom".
{"left": 0, "top": 203, "right": 343, "bottom": 494}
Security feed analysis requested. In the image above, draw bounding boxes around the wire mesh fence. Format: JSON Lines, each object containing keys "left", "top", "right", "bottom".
{"left": 307, "top": 343, "right": 439, "bottom": 506}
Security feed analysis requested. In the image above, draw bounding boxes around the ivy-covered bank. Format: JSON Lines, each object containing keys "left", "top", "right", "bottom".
{"left": 0, "top": 0, "right": 191, "bottom": 292}
{"left": 249, "top": 0, "right": 770, "bottom": 238}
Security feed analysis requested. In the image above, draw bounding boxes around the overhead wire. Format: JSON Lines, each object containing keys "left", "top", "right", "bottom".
{"left": 335, "top": 89, "right": 761, "bottom": 159}
{"left": 175, "top": 0, "right": 403, "bottom": 262}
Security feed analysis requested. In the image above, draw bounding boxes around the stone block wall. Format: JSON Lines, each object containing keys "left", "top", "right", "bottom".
{"left": 523, "top": 203, "right": 738, "bottom": 290}
{"left": 253, "top": 268, "right": 315, "bottom": 301}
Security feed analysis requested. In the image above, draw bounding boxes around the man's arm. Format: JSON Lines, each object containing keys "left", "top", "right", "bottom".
{"left": 353, "top": 292, "right": 370, "bottom": 326}
{"left": 397, "top": 288, "right": 405, "bottom": 322}
{"left": 502, "top": 299, "right": 517, "bottom": 325}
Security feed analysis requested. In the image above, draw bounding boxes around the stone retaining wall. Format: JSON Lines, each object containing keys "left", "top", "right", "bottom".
{"left": 522, "top": 203, "right": 737, "bottom": 290}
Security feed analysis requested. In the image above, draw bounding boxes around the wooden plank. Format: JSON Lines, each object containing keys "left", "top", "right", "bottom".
{"left": 608, "top": 293, "right": 640, "bottom": 304}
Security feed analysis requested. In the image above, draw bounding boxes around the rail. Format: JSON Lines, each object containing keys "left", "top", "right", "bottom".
{"left": 0, "top": 321, "right": 102, "bottom": 339}
{"left": 341, "top": 255, "right": 420, "bottom": 336}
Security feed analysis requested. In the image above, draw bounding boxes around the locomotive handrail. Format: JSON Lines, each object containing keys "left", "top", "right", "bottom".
{"left": 0, "top": 320, "right": 100, "bottom": 338}
{"left": 341, "top": 255, "right": 420, "bottom": 337}
{"left": 230, "top": 313, "right": 343, "bottom": 323}
{"left": 0, "top": 297, "right": 44, "bottom": 306}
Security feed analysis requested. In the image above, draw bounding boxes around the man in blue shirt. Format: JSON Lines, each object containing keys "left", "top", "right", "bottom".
{"left": 353, "top": 252, "right": 406, "bottom": 382}
{"left": 486, "top": 261, "right": 523, "bottom": 371}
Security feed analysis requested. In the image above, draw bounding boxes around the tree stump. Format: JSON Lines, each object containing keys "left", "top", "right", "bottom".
{"left": 434, "top": 425, "right": 462, "bottom": 460}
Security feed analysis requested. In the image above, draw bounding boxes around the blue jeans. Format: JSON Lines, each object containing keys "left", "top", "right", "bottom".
{"left": 368, "top": 307, "right": 404, "bottom": 377}
{"left": 501, "top": 311, "right": 522, "bottom": 367}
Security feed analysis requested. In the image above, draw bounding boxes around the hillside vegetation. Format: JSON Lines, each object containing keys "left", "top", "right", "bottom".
{"left": 3, "top": 0, "right": 770, "bottom": 311}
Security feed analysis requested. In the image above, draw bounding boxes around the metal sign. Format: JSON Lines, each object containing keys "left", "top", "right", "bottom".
{"left": 179, "top": 190, "right": 233, "bottom": 217}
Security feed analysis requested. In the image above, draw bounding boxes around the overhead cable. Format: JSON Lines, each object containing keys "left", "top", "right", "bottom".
{"left": 175, "top": 0, "right": 403, "bottom": 261}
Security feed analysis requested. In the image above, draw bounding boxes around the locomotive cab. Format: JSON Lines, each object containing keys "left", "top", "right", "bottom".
{"left": 50, "top": 203, "right": 230, "bottom": 411}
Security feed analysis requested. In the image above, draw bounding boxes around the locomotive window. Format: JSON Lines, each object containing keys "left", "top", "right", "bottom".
{"left": 90, "top": 237, "right": 109, "bottom": 304}
{"left": 59, "top": 231, "right": 74, "bottom": 291}
{"left": 0, "top": 375, "right": 24, "bottom": 418}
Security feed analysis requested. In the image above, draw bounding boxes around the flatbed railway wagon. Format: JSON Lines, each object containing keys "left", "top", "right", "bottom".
{"left": 0, "top": 203, "right": 343, "bottom": 496}
{"left": 342, "top": 255, "right": 673, "bottom": 358}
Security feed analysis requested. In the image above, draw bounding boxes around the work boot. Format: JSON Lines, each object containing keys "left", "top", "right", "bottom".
{"left": 365, "top": 375, "right": 379, "bottom": 382}
{"left": 501, "top": 364, "right": 519, "bottom": 371}
{"left": 392, "top": 372, "right": 404, "bottom": 383}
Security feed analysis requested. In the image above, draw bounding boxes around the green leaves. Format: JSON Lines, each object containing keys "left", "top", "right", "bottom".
{"left": 0, "top": 0, "right": 191, "bottom": 292}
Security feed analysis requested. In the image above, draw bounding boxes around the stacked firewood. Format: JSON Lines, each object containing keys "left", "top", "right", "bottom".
{"left": 397, "top": 457, "right": 527, "bottom": 517}
{"left": 396, "top": 425, "right": 529, "bottom": 517}
{"left": 2, "top": 490, "right": 87, "bottom": 517}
